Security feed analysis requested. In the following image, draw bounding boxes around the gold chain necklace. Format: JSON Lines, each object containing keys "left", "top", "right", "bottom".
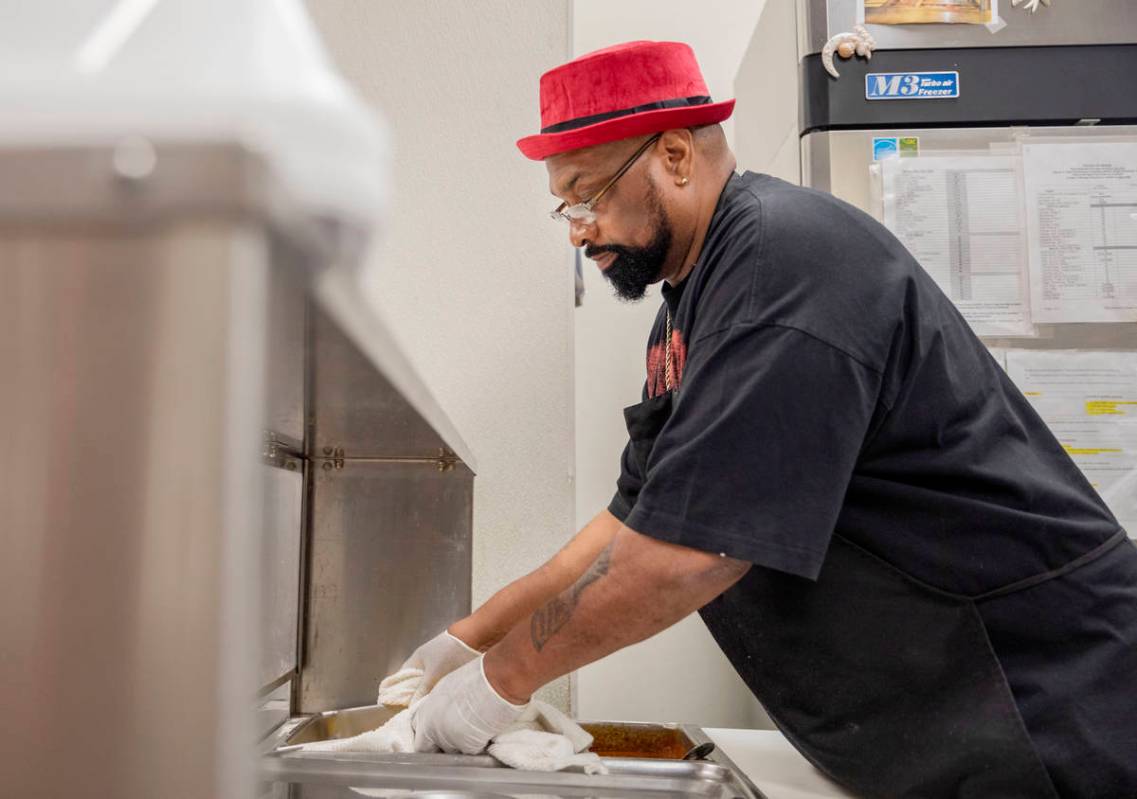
{"left": 664, "top": 310, "right": 674, "bottom": 393}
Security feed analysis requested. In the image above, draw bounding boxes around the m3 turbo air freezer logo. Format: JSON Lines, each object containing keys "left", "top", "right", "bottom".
{"left": 866, "top": 71, "right": 960, "bottom": 100}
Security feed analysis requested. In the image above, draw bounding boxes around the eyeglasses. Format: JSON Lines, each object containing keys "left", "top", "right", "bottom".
{"left": 549, "top": 133, "right": 662, "bottom": 225}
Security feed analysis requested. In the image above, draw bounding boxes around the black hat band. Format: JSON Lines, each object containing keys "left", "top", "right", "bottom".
{"left": 541, "top": 95, "right": 712, "bottom": 134}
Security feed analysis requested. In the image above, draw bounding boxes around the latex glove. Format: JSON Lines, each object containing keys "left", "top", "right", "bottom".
{"left": 411, "top": 655, "right": 528, "bottom": 754}
{"left": 377, "top": 630, "right": 479, "bottom": 706}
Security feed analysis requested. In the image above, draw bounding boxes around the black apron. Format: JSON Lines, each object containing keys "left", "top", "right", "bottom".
{"left": 623, "top": 391, "right": 1061, "bottom": 799}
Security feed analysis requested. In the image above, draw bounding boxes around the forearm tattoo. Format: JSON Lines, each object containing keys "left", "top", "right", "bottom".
{"left": 530, "top": 543, "right": 613, "bottom": 652}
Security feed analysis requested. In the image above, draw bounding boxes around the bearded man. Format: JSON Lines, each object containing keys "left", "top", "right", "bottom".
{"left": 399, "top": 41, "right": 1137, "bottom": 799}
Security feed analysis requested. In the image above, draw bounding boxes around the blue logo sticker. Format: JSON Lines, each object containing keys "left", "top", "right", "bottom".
{"left": 866, "top": 71, "right": 960, "bottom": 100}
{"left": 872, "top": 138, "right": 899, "bottom": 161}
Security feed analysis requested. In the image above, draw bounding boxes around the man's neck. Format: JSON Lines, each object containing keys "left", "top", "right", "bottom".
{"left": 665, "top": 162, "right": 737, "bottom": 287}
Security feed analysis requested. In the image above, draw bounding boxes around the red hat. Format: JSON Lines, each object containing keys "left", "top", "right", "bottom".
{"left": 516, "top": 40, "right": 735, "bottom": 161}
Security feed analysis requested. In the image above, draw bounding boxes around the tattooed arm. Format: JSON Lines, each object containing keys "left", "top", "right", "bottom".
{"left": 482, "top": 525, "right": 751, "bottom": 704}
{"left": 448, "top": 509, "right": 622, "bottom": 651}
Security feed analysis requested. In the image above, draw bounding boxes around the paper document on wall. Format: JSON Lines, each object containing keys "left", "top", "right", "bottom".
{"left": 882, "top": 155, "right": 1033, "bottom": 337}
{"left": 1022, "top": 142, "right": 1137, "bottom": 324}
{"left": 1005, "top": 349, "right": 1137, "bottom": 535}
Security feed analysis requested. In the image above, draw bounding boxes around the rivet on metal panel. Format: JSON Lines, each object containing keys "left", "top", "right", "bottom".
{"left": 437, "top": 448, "right": 458, "bottom": 473}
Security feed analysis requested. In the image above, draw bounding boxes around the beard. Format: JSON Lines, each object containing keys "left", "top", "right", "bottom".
{"left": 584, "top": 181, "right": 673, "bottom": 302}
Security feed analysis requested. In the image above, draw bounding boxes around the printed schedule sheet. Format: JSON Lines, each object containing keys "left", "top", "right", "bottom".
{"left": 882, "top": 155, "right": 1032, "bottom": 336}
{"left": 1022, "top": 142, "right": 1137, "bottom": 324}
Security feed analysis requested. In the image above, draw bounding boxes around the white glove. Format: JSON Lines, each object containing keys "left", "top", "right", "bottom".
{"left": 411, "top": 655, "right": 528, "bottom": 755}
{"left": 377, "top": 630, "right": 480, "bottom": 706}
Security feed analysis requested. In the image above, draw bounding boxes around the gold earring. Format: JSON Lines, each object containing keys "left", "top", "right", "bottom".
{"left": 678, "top": 177, "right": 689, "bottom": 186}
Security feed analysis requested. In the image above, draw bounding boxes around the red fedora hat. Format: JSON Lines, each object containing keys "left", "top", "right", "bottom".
{"left": 517, "top": 40, "right": 735, "bottom": 161}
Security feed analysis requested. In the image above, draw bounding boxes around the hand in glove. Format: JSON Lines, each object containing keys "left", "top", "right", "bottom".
{"left": 377, "top": 630, "right": 480, "bottom": 706}
{"left": 411, "top": 655, "right": 528, "bottom": 755}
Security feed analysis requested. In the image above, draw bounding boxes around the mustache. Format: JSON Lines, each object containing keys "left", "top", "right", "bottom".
{"left": 583, "top": 244, "right": 631, "bottom": 260}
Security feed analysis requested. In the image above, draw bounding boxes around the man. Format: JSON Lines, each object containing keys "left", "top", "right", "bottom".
{"left": 400, "top": 41, "right": 1137, "bottom": 798}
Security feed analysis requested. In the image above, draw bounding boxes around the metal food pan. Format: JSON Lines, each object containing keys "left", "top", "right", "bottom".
{"left": 282, "top": 705, "right": 699, "bottom": 760}
{"left": 262, "top": 752, "right": 764, "bottom": 799}
{"left": 268, "top": 706, "right": 769, "bottom": 798}
{"left": 284, "top": 705, "right": 401, "bottom": 746}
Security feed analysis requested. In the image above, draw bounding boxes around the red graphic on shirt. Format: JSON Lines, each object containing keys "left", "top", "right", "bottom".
{"left": 647, "top": 327, "right": 687, "bottom": 398}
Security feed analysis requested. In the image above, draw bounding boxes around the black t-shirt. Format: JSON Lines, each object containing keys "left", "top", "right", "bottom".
{"left": 609, "top": 171, "right": 1123, "bottom": 590}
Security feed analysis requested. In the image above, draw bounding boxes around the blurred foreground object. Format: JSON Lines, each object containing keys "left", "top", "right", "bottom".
{"left": 0, "top": 2, "right": 389, "bottom": 797}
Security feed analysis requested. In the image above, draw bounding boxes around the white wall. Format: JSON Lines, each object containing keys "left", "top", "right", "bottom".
{"left": 572, "top": 0, "right": 772, "bottom": 728}
{"left": 306, "top": 0, "right": 575, "bottom": 709}
{"left": 734, "top": 0, "right": 802, "bottom": 183}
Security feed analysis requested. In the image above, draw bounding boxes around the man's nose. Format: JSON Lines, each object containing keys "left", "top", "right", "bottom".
{"left": 568, "top": 219, "right": 593, "bottom": 249}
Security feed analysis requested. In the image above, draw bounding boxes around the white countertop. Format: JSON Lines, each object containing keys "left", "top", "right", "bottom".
{"left": 705, "top": 728, "right": 857, "bottom": 799}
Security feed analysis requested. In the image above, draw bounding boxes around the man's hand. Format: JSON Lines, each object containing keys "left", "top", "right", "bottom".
{"left": 378, "top": 630, "right": 479, "bottom": 706}
{"left": 411, "top": 656, "right": 528, "bottom": 754}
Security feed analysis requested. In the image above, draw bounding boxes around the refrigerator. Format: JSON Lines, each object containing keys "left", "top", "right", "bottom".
{"left": 736, "top": 0, "right": 1137, "bottom": 536}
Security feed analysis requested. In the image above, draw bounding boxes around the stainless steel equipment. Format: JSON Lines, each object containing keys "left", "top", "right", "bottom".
{"left": 280, "top": 706, "right": 705, "bottom": 759}
{"left": 737, "top": 0, "right": 1137, "bottom": 195}
{"left": 299, "top": 303, "right": 474, "bottom": 713}
{"left": 262, "top": 753, "right": 764, "bottom": 799}
{"left": 260, "top": 706, "right": 768, "bottom": 799}
{"left": 0, "top": 141, "right": 476, "bottom": 797}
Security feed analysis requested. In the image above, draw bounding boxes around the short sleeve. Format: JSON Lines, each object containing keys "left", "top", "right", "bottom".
{"left": 623, "top": 322, "right": 882, "bottom": 580}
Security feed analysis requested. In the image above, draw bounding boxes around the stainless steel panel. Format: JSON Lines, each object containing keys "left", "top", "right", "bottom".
{"left": 0, "top": 143, "right": 275, "bottom": 225}
{"left": 800, "top": 0, "right": 1137, "bottom": 57}
{"left": 257, "top": 782, "right": 292, "bottom": 799}
{"left": 298, "top": 460, "right": 474, "bottom": 712}
{"left": 261, "top": 461, "right": 305, "bottom": 690}
{"left": 311, "top": 303, "right": 461, "bottom": 461}
{"left": 266, "top": 252, "right": 307, "bottom": 449}
{"left": 0, "top": 220, "right": 268, "bottom": 799}
{"left": 802, "top": 125, "right": 1137, "bottom": 351}
{"left": 259, "top": 682, "right": 295, "bottom": 740}
{"left": 801, "top": 129, "right": 832, "bottom": 193}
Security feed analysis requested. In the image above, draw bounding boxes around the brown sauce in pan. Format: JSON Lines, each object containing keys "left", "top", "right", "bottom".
{"left": 580, "top": 723, "right": 693, "bottom": 759}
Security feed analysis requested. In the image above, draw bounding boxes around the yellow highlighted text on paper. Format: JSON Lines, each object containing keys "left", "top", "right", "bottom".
{"left": 1085, "top": 400, "right": 1137, "bottom": 416}
{"left": 1062, "top": 445, "right": 1124, "bottom": 456}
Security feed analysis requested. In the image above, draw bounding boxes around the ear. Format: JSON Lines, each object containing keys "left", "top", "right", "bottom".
{"left": 658, "top": 129, "right": 695, "bottom": 184}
